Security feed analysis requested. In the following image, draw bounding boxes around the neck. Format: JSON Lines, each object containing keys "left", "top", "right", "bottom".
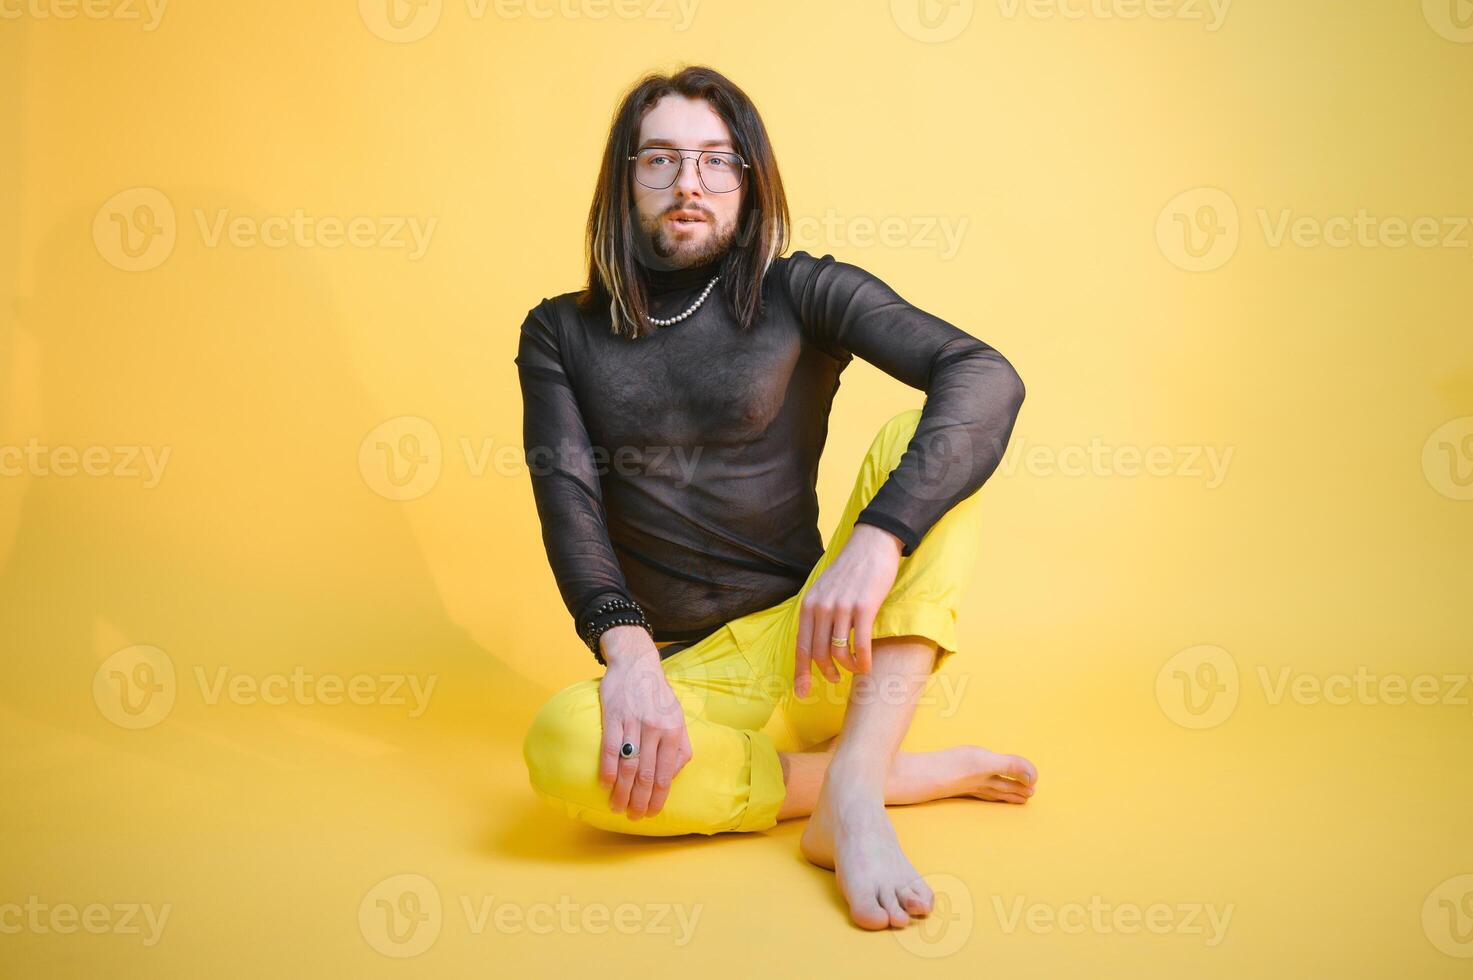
{"left": 640, "top": 253, "right": 724, "bottom": 295}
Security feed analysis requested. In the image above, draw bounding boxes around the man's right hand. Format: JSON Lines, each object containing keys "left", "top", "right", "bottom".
{"left": 597, "top": 626, "right": 692, "bottom": 821}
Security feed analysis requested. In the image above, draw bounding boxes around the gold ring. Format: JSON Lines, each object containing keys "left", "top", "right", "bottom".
{"left": 830, "top": 634, "right": 849, "bottom": 647}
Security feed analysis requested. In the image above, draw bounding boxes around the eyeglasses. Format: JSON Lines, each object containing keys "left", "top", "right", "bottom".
{"left": 627, "top": 146, "right": 749, "bottom": 193}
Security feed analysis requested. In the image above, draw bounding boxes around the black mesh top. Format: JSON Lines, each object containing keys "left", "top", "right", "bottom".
{"left": 514, "top": 249, "right": 1026, "bottom": 651}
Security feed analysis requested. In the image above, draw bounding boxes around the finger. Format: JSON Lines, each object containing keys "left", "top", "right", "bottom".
{"left": 609, "top": 718, "right": 641, "bottom": 812}
{"left": 641, "top": 733, "right": 687, "bottom": 819}
{"left": 810, "top": 602, "right": 841, "bottom": 684}
{"left": 852, "top": 604, "right": 874, "bottom": 675}
{"left": 598, "top": 711, "right": 625, "bottom": 788}
{"left": 625, "top": 726, "right": 662, "bottom": 820}
{"left": 827, "top": 607, "right": 856, "bottom": 674}
{"left": 794, "top": 599, "right": 814, "bottom": 697}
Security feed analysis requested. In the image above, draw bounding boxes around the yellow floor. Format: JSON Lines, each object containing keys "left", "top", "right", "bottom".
{"left": 3, "top": 620, "right": 1469, "bottom": 977}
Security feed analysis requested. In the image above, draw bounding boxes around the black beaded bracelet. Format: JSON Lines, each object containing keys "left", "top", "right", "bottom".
{"left": 581, "top": 597, "right": 654, "bottom": 664}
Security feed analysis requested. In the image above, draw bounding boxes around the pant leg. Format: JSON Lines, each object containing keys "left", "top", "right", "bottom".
{"left": 521, "top": 624, "right": 788, "bottom": 837}
{"left": 741, "top": 408, "right": 990, "bottom": 750}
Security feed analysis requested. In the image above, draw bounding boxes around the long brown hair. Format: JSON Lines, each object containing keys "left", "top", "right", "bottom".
{"left": 577, "top": 65, "right": 790, "bottom": 341}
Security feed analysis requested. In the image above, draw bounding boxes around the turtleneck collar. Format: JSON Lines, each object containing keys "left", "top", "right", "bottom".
{"left": 640, "top": 254, "right": 725, "bottom": 296}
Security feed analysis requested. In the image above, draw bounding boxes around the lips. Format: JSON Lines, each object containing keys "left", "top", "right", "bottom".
{"left": 667, "top": 211, "right": 707, "bottom": 224}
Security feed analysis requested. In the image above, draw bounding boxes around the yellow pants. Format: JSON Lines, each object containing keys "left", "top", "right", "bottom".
{"left": 521, "top": 408, "right": 987, "bottom": 836}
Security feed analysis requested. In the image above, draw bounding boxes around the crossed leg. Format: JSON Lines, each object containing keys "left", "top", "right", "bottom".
{"left": 773, "top": 636, "right": 1030, "bottom": 929}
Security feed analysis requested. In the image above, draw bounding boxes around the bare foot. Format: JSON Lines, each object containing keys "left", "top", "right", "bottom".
{"left": 883, "top": 745, "right": 1038, "bottom": 806}
{"left": 800, "top": 780, "right": 935, "bottom": 930}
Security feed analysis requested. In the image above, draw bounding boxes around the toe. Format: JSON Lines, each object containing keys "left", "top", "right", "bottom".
{"left": 987, "top": 775, "right": 1034, "bottom": 797}
{"left": 879, "top": 887, "right": 910, "bottom": 928}
{"left": 846, "top": 888, "right": 891, "bottom": 931}
{"left": 899, "top": 884, "right": 930, "bottom": 917}
{"left": 1003, "top": 755, "right": 1037, "bottom": 786}
{"left": 915, "top": 878, "right": 936, "bottom": 912}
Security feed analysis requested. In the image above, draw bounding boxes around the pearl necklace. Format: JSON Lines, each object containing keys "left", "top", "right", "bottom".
{"left": 646, "top": 275, "right": 720, "bottom": 327}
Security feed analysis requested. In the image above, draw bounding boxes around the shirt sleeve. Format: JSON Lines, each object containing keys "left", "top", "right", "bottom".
{"left": 782, "top": 250, "right": 1026, "bottom": 557}
{"left": 514, "top": 301, "right": 638, "bottom": 646}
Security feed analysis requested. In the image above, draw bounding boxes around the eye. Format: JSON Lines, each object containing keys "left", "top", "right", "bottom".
{"left": 646, "top": 153, "right": 674, "bottom": 166}
{"left": 705, "top": 155, "right": 732, "bottom": 168}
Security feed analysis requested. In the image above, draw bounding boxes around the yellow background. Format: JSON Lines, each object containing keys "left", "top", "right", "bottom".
{"left": 2, "top": 0, "right": 1471, "bottom": 975}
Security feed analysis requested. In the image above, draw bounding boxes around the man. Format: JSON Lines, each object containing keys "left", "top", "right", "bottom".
{"left": 517, "top": 64, "right": 1037, "bottom": 932}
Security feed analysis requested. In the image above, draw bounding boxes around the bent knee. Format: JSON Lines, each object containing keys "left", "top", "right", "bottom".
{"left": 866, "top": 409, "right": 924, "bottom": 470}
{"left": 522, "top": 681, "right": 604, "bottom": 804}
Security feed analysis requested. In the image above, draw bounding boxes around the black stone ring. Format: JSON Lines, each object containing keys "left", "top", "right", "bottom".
{"left": 620, "top": 741, "right": 640, "bottom": 760}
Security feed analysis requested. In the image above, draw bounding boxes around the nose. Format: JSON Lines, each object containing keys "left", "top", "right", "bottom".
{"left": 671, "top": 154, "right": 704, "bottom": 197}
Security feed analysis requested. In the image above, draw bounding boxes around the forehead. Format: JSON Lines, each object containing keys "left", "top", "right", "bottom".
{"left": 635, "top": 95, "right": 734, "bottom": 149}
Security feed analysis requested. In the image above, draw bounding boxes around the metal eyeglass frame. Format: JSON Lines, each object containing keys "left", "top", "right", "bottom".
{"left": 626, "top": 146, "right": 750, "bottom": 193}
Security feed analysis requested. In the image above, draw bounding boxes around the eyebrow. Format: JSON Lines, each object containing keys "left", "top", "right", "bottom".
{"left": 638, "top": 137, "right": 734, "bottom": 150}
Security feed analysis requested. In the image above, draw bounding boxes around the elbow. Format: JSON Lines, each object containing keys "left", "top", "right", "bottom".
{"left": 1004, "top": 361, "right": 1026, "bottom": 413}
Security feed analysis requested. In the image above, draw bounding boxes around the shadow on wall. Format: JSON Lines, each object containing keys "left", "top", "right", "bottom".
{"left": 0, "top": 192, "right": 548, "bottom": 768}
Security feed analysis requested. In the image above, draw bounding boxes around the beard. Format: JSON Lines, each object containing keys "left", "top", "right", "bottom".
{"left": 636, "top": 206, "right": 738, "bottom": 269}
